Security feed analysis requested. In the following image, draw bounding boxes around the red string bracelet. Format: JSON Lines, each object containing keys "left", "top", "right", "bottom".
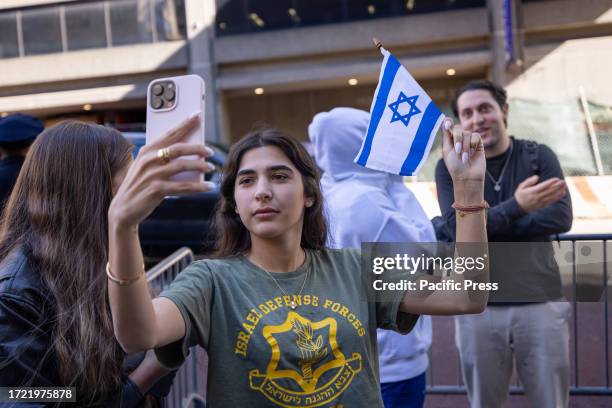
{"left": 452, "top": 201, "right": 490, "bottom": 217}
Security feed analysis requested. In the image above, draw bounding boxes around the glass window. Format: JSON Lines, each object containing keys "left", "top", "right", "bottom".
{"left": 110, "top": 0, "right": 154, "bottom": 46}
{"left": 348, "top": 0, "right": 399, "bottom": 20}
{"left": 155, "top": 0, "right": 187, "bottom": 41}
{"left": 247, "top": 0, "right": 294, "bottom": 31}
{"left": 297, "top": 0, "right": 346, "bottom": 27}
{"left": 0, "top": 12, "right": 19, "bottom": 58}
{"left": 508, "top": 98, "right": 598, "bottom": 176}
{"left": 216, "top": 0, "right": 249, "bottom": 35}
{"left": 65, "top": 2, "right": 107, "bottom": 51}
{"left": 588, "top": 101, "right": 612, "bottom": 175}
{"left": 21, "top": 7, "right": 62, "bottom": 56}
{"left": 215, "top": 0, "right": 487, "bottom": 36}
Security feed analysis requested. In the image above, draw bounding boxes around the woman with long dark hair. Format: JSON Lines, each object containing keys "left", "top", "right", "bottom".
{"left": 0, "top": 121, "right": 170, "bottom": 406}
{"left": 107, "top": 114, "right": 489, "bottom": 407}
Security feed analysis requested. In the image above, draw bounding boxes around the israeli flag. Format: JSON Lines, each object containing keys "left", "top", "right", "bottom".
{"left": 355, "top": 48, "right": 445, "bottom": 176}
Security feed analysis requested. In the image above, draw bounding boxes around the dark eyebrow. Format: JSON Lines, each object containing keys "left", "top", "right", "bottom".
{"left": 236, "top": 165, "right": 294, "bottom": 177}
{"left": 268, "top": 165, "right": 294, "bottom": 173}
{"left": 236, "top": 169, "right": 255, "bottom": 177}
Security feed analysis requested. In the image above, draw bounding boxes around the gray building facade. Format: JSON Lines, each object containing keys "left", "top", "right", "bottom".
{"left": 0, "top": 0, "right": 610, "bottom": 146}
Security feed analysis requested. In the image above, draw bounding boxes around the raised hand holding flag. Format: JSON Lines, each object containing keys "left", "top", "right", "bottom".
{"left": 355, "top": 40, "right": 445, "bottom": 176}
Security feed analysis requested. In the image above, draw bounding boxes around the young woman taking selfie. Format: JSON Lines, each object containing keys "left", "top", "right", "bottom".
{"left": 107, "top": 114, "right": 488, "bottom": 407}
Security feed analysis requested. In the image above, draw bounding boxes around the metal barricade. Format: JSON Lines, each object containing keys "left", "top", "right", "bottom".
{"left": 146, "top": 247, "right": 206, "bottom": 408}
{"left": 557, "top": 233, "right": 611, "bottom": 395}
{"left": 426, "top": 233, "right": 612, "bottom": 397}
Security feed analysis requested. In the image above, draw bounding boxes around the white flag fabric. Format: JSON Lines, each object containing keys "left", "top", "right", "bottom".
{"left": 355, "top": 48, "right": 445, "bottom": 176}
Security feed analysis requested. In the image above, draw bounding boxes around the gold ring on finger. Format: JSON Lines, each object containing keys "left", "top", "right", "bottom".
{"left": 157, "top": 147, "right": 171, "bottom": 165}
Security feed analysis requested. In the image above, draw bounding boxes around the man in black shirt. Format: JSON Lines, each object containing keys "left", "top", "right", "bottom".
{"left": 0, "top": 114, "right": 44, "bottom": 208}
{"left": 434, "top": 80, "right": 572, "bottom": 407}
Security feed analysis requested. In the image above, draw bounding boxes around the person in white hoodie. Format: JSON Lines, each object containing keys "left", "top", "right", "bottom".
{"left": 308, "top": 107, "right": 435, "bottom": 408}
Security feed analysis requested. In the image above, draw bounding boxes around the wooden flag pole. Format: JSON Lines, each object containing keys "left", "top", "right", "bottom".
{"left": 372, "top": 37, "right": 383, "bottom": 50}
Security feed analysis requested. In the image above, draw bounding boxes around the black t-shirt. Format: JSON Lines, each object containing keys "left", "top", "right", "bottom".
{"left": 486, "top": 141, "right": 513, "bottom": 181}
{"left": 434, "top": 137, "right": 573, "bottom": 303}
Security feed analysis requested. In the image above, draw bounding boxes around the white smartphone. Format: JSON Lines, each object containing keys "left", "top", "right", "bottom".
{"left": 146, "top": 74, "right": 205, "bottom": 182}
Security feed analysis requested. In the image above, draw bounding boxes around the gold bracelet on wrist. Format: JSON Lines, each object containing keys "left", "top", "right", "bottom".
{"left": 106, "top": 262, "right": 145, "bottom": 286}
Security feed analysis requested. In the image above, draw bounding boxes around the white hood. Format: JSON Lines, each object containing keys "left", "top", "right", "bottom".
{"left": 309, "top": 107, "right": 388, "bottom": 188}
{"left": 308, "top": 107, "right": 435, "bottom": 246}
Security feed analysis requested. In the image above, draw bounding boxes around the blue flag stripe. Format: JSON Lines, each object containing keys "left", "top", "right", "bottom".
{"left": 400, "top": 101, "right": 442, "bottom": 175}
{"left": 356, "top": 54, "right": 401, "bottom": 166}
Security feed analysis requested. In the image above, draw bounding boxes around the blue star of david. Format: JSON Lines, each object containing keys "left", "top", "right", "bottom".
{"left": 388, "top": 92, "right": 422, "bottom": 127}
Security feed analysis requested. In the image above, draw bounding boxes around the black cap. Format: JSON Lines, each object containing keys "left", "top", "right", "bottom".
{"left": 0, "top": 114, "right": 44, "bottom": 143}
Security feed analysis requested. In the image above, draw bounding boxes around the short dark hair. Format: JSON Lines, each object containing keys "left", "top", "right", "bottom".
{"left": 451, "top": 80, "right": 508, "bottom": 117}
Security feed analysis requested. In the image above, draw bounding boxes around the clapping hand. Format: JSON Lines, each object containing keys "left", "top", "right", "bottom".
{"left": 514, "top": 175, "right": 567, "bottom": 213}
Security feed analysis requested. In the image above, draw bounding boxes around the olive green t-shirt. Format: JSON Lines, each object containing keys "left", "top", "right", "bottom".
{"left": 155, "top": 248, "right": 418, "bottom": 408}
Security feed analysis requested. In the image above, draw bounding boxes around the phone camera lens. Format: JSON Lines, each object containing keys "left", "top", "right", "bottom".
{"left": 164, "top": 88, "right": 176, "bottom": 101}
{"left": 152, "top": 84, "right": 164, "bottom": 96}
{"left": 152, "top": 97, "right": 163, "bottom": 109}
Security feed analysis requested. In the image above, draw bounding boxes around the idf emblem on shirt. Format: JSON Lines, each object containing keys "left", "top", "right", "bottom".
{"left": 235, "top": 295, "right": 364, "bottom": 407}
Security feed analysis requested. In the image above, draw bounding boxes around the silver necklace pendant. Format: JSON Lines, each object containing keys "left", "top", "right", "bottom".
{"left": 486, "top": 141, "right": 513, "bottom": 194}
{"left": 257, "top": 250, "right": 309, "bottom": 311}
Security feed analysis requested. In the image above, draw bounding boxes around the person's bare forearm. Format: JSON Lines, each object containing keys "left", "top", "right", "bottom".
{"left": 400, "top": 182, "right": 489, "bottom": 315}
{"left": 452, "top": 182, "right": 489, "bottom": 309}
{"left": 108, "top": 218, "right": 158, "bottom": 353}
{"left": 454, "top": 182, "right": 487, "bottom": 243}
{"left": 106, "top": 115, "right": 211, "bottom": 353}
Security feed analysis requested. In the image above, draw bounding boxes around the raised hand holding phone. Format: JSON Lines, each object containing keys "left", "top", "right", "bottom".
{"left": 109, "top": 114, "right": 215, "bottom": 230}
